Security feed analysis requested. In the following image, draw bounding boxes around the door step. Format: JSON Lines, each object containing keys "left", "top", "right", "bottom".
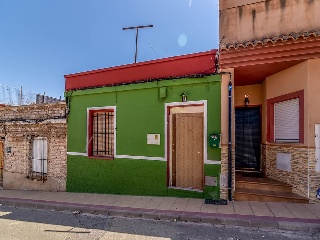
{"left": 236, "top": 179, "right": 292, "bottom": 192}
{"left": 235, "top": 172, "right": 309, "bottom": 203}
{"left": 234, "top": 188, "right": 309, "bottom": 203}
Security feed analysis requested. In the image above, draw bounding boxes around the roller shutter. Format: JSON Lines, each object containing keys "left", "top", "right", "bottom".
{"left": 274, "top": 98, "right": 299, "bottom": 143}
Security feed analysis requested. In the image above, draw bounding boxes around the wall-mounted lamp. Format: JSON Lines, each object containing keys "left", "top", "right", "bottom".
{"left": 180, "top": 93, "right": 188, "bottom": 102}
{"left": 244, "top": 94, "right": 250, "bottom": 106}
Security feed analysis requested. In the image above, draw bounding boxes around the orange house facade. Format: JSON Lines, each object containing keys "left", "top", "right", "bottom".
{"left": 219, "top": 0, "right": 320, "bottom": 203}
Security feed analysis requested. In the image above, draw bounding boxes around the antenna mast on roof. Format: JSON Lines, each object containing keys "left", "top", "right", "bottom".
{"left": 123, "top": 24, "right": 153, "bottom": 63}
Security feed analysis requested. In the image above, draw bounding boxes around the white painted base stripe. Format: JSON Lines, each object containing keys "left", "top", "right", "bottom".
{"left": 116, "top": 155, "right": 165, "bottom": 161}
{"left": 67, "top": 153, "right": 220, "bottom": 164}
{"left": 67, "top": 152, "right": 88, "bottom": 156}
{"left": 205, "top": 160, "right": 221, "bottom": 165}
{"left": 66, "top": 152, "right": 165, "bottom": 161}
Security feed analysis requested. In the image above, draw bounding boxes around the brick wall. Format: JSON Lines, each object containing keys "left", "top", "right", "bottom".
{"left": 0, "top": 103, "right": 67, "bottom": 191}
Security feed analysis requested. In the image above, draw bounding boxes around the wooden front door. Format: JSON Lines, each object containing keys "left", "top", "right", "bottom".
{"left": 172, "top": 113, "right": 204, "bottom": 190}
{"left": 0, "top": 141, "right": 3, "bottom": 179}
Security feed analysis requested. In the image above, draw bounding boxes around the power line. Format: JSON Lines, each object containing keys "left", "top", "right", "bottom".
{"left": 153, "top": 27, "right": 170, "bottom": 56}
{"left": 142, "top": 35, "right": 160, "bottom": 59}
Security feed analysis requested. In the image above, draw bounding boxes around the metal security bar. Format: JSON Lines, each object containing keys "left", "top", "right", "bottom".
{"left": 92, "top": 111, "right": 114, "bottom": 157}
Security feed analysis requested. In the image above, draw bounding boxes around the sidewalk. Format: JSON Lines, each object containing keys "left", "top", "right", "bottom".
{"left": 0, "top": 189, "right": 319, "bottom": 232}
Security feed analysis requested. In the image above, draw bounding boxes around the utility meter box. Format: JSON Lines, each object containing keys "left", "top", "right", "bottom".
{"left": 209, "top": 133, "right": 221, "bottom": 148}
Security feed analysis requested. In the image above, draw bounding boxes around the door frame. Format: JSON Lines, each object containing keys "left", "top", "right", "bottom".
{"left": 235, "top": 105, "right": 262, "bottom": 171}
{"left": 165, "top": 100, "right": 207, "bottom": 187}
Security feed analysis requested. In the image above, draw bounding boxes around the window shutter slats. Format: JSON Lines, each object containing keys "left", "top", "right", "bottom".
{"left": 274, "top": 98, "right": 299, "bottom": 142}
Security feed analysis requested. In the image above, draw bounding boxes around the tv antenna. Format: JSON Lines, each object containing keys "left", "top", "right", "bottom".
{"left": 123, "top": 24, "right": 153, "bottom": 63}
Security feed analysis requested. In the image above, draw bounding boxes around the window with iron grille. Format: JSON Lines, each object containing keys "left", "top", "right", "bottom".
{"left": 88, "top": 109, "right": 115, "bottom": 158}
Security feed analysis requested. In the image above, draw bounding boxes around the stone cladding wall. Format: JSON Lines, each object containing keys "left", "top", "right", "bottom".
{"left": 220, "top": 145, "right": 235, "bottom": 200}
{"left": 263, "top": 144, "right": 320, "bottom": 203}
{"left": 308, "top": 148, "right": 320, "bottom": 203}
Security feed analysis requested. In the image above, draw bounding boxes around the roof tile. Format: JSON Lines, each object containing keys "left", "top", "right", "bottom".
{"left": 220, "top": 30, "right": 320, "bottom": 50}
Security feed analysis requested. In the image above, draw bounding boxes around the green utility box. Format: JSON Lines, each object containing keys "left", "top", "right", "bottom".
{"left": 209, "top": 133, "right": 221, "bottom": 148}
{"left": 158, "top": 87, "right": 167, "bottom": 101}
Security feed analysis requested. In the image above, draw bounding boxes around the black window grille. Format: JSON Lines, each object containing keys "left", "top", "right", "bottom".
{"left": 92, "top": 111, "right": 114, "bottom": 157}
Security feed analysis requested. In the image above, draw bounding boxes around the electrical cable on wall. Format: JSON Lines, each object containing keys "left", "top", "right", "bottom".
{"left": 0, "top": 115, "right": 66, "bottom": 124}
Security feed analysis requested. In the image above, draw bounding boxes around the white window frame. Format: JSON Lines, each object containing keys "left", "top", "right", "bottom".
{"left": 32, "top": 137, "right": 48, "bottom": 174}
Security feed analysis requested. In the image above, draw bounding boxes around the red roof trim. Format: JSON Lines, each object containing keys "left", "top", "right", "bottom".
{"left": 65, "top": 50, "right": 216, "bottom": 78}
{"left": 65, "top": 50, "right": 217, "bottom": 91}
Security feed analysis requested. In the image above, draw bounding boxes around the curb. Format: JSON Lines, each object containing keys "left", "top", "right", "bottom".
{"left": 0, "top": 197, "right": 319, "bottom": 232}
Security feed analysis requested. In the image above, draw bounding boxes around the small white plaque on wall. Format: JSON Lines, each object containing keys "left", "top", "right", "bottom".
{"left": 276, "top": 153, "right": 292, "bottom": 172}
{"left": 147, "top": 134, "right": 160, "bottom": 145}
{"left": 205, "top": 176, "right": 217, "bottom": 186}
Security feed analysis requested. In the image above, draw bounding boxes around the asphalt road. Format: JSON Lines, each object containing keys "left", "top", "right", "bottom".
{"left": 0, "top": 205, "right": 318, "bottom": 240}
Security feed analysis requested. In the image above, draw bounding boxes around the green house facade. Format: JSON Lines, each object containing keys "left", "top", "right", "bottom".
{"left": 65, "top": 50, "right": 224, "bottom": 199}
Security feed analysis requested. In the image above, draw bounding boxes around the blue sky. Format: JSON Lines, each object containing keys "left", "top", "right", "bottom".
{"left": 0, "top": 0, "right": 219, "bottom": 98}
